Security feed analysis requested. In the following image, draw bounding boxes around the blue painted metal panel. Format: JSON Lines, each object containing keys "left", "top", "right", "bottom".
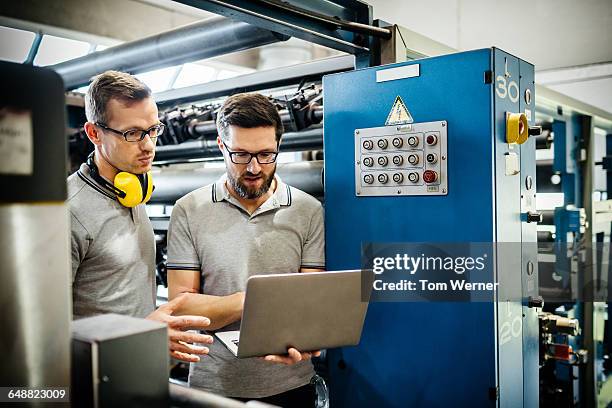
{"left": 324, "top": 49, "right": 495, "bottom": 407}
{"left": 519, "top": 57, "right": 540, "bottom": 408}
{"left": 491, "top": 48, "right": 524, "bottom": 408}
{"left": 323, "top": 48, "right": 537, "bottom": 407}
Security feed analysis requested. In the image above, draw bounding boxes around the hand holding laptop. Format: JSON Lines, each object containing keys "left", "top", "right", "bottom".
{"left": 215, "top": 270, "right": 370, "bottom": 359}
{"left": 262, "top": 347, "right": 322, "bottom": 365}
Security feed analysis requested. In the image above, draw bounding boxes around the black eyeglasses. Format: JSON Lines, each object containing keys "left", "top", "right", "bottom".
{"left": 96, "top": 122, "right": 165, "bottom": 142}
{"left": 222, "top": 141, "right": 279, "bottom": 164}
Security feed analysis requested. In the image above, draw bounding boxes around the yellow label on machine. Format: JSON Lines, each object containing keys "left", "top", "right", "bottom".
{"left": 385, "top": 96, "right": 413, "bottom": 126}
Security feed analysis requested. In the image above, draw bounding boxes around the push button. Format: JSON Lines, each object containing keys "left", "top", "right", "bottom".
{"left": 423, "top": 170, "right": 438, "bottom": 183}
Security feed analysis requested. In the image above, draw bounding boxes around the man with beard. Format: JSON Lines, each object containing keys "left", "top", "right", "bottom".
{"left": 166, "top": 93, "right": 325, "bottom": 406}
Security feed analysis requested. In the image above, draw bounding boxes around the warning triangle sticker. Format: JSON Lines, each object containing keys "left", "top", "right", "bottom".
{"left": 385, "top": 95, "right": 413, "bottom": 126}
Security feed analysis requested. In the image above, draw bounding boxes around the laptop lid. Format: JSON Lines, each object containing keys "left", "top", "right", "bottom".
{"left": 235, "top": 270, "right": 370, "bottom": 358}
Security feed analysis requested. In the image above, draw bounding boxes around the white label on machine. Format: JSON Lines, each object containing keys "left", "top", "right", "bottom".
{"left": 376, "top": 64, "right": 420, "bottom": 83}
{"left": 0, "top": 108, "right": 33, "bottom": 175}
{"left": 505, "top": 152, "right": 520, "bottom": 176}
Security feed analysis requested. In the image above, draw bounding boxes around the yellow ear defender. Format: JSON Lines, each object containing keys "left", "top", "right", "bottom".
{"left": 114, "top": 171, "right": 154, "bottom": 208}
{"left": 84, "top": 152, "right": 154, "bottom": 208}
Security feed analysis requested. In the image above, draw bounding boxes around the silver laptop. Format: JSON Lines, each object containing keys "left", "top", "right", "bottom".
{"left": 215, "top": 270, "right": 370, "bottom": 358}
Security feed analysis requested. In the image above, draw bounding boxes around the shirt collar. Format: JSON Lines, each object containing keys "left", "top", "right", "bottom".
{"left": 77, "top": 162, "right": 117, "bottom": 200}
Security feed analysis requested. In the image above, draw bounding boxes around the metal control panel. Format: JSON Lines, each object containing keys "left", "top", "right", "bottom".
{"left": 354, "top": 121, "right": 447, "bottom": 196}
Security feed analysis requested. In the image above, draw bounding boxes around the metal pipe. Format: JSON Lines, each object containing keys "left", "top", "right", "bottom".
{"left": 279, "top": 126, "right": 323, "bottom": 150}
{"left": 155, "top": 139, "right": 219, "bottom": 162}
{"left": 151, "top": 160, "right": 323, "bottom": 204}
{"left": 51, "top": 17, "right": 289, "bottom": 89}
{"left": 537, "top": 231, "right": 554, "bottom": 242}
{"left": 535, "top": 132, "right": 553, "bottom": 150}
{"left": 190, "top": 110, "right": 294, "bottom": 136}
{"left": 540, "top": 210, "right": 555, "bottom": 225}
{"left": 188, "top": 107, "right": 323, "bottom": 137}
{"left": 154, "top": 127, "right": 323, "bottom": 162}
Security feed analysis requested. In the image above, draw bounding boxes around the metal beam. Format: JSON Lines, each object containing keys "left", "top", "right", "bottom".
{"left": 536, "top": 85, "right": 612, "bottom": 132}
{"left": 173, "top": 0, "right": 380, "bottom": 64}
{"left": 155, "top": 55, "right": 354, "bottom": 106}
{"left": 50, "top": 16, "right": 289, "bottom": 89}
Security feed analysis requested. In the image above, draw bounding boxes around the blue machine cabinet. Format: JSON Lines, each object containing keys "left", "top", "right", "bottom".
{"left": 323, "top": 48, "right": 539, "bottom": 407}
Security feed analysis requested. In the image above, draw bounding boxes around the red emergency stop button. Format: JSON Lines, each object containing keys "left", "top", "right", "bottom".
{"left": 423, "top": 170, "right": 438, "bottom": 183}
{"left": 548, "top": 344, "right": 573, "bottom": 361}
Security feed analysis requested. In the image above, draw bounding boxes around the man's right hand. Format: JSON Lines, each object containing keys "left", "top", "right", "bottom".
{"left": 147, "top": 294, "right": 214, "bottom": 363}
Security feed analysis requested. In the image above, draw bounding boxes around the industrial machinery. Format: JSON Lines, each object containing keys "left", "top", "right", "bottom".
{"left": 534, "top": 108, "right": 612, "bottom": 407}
{"left": 323, "top": 48, "right": 540, "bottom": 407}
{"left": 0, "top": 61, "right": 71, "bottom": 394}
{"left": 6, "top": 0, "right": 611, "bottom": 406}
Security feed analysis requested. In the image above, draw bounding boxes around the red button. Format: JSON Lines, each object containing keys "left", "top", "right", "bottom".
{"left": 426, "top": 135, "right": 438, "bottom": 145}
{"left": 423, "top": 170, "right": 438, "bottom": 183}
{"left": 550, "top": 344, "right": 572, "bottom": 361}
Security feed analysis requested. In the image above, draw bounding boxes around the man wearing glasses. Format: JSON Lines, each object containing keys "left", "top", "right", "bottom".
{"left": 68, "top": 70, "right": 212, "bottom": 363}
{"left": 166, "top": 93, "right": 325, "bottom": 407}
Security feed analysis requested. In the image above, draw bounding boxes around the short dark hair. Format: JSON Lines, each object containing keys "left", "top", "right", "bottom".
{"left": 85, "top": 70, "right": 151, "bottom": 124}
{"left": 216, "top": 93, "right": 283, "bottom": 142}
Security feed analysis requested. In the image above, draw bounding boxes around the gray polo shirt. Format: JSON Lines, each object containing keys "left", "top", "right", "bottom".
{"left": 167, "top": 174, "right": 325, "bottom": 398}
{"left": 68, "top": 163, "right": 156, "bottom": 319}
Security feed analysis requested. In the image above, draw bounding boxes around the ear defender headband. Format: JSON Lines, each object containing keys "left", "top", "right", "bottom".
{"left": 85, "top": 152, "right": 154, "bottom": 208}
